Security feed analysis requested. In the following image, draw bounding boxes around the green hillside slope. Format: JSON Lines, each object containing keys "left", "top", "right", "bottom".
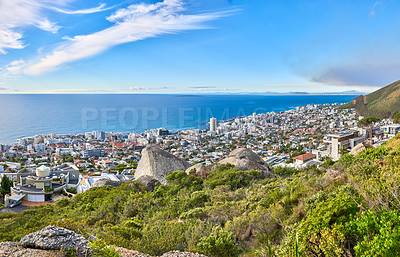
{"left": 342, "top": 80, "right": 400, "bottom": 118}
{"left": 3, "top": 137, "right": 400, "bottom": 256}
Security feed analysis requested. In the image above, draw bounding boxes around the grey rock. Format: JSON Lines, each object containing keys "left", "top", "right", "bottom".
{"left": 92, "top": 178, "right": 122, "bottom": 188}
{"left": 114, "top": 247, "right": 207, "bottom": 257}
{"left": 0, "top": 242, "right": 66, "bottom": 257}
{"left": 136, "top": 175, "right": 160, "bottom": 191}
{"left": 323, "top": 169, "right": 343, "bottom": 181}
{"left": 218, "top": 148, "right": 274, "bottom": 177}
{"left": 19, "top": 225, "right": 91, "bottom": 257}
{"left": 350, "top": 142, "right": 373, "bottom": 156}
{"left": 161, "top": 251, "right": 208, "bottom": 257}
{"left": 134, "top": 146, "right": 190, "bottom": 184}
{"left": 185, "top": 163, "right": 208, "bottom": 176}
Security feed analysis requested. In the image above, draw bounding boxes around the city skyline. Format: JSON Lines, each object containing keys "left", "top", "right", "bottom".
{"left": 0, "top": 0, "right": 399, "bottom": 94}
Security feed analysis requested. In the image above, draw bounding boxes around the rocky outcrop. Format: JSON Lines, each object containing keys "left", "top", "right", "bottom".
{"left": 92, "top": 178, "right": 123, "bottom": 188}
{"left": 0, "top": 242, "right": 66, "bottom": 257}
{"left": 134, "top": 146, "right": 190, "bottom": 184}
{"left": 0, "top": 227, "right": 209, "bottom": 257}
{"left": 323, "top": 169, "right": 343, "bottom": 181}
{"left": 185, "top": 163, "right": 208, "bottom": 176}
{"left": 218, "top": 148, "right": 274, "bottom": 177}
{"left": 350, "top": 142, "right": 373, "bottom": 156}
{"left": 136, "top": 175, "right": 160, "bottom": 191}
{"left": 115, "top": 248, "right": 208, "bottom": 257}
{"left": 19, "top": 225, "right": 91, "bottom": 257}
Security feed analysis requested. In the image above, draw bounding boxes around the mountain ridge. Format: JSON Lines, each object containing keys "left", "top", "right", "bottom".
{"left": 341, "top": 80, "right": 400, "bottom": 118}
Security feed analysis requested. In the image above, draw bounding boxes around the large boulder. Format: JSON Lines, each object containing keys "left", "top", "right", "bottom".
{"left": 136, "top": 175, "right": 160, "bottom": 191}
{"left": 185, "top": 163, "right": 208, "bottom": 176}
{"left": 0, "top": 242, "right": 63, "bottom": 257}
{"left": 350, "top": 142, "right": 373, "bottom": 156}
{"left": 134, "top": 146, "right": 191, "bottom": 184}
{"left": 218, "top": 148, "right": 274, "bottom": 177}
{"left": 19, "top": 225, "right": 91, "bottom": 257}
{"left": 92, "top": 178, "right": 122, "bottom": 188}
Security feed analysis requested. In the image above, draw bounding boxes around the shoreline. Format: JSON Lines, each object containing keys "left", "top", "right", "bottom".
{"left": 3, "top": 102, "right": 346, "bottom": 146}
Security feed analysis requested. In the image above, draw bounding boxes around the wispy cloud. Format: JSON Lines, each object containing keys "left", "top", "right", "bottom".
{"left": 0, "top": 0, "right": 113, "bottom": 54}
{"left": 369, "top": 1, "right": 380, "bottom": 17}
{"left": 11, "top": 0, "right": 229, "bottom": 75}
{"left": 0, "top": 86, "right": 19, "bottom": 92}
{"left": 189, "top": 86, "right": 217, "bottom": 89}
{"left": 310, "top": 61, "right": 400, "bottom": 88}
{"left": 0, "top": 0, "right": 69, "bottom": 53}
{"left": 51, "top": 3, "right": 113, "bottom": 15}
{"left": 129, "top": 86, "right": 170, "bottom": 91}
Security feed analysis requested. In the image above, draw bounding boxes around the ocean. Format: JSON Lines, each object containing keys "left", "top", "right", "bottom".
{"left": 0, "top": 94, "right": 355, "bottom": 144}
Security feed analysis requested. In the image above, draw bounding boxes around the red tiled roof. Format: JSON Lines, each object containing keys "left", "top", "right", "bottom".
{"left": 292, "top": 152, "right": 316, "bottom": 161}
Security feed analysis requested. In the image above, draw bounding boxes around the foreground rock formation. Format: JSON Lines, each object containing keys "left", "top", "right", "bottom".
{"left": 0, "top": 242, "right": 65, "bottom": 257}
{"left": 93, "top": 178, "right": 123, "bottom": 188}
{"left": 350, "top": 142, "right": 373, "bottom": 156}
{"left": 0, "top": 226, "right": 209, "bottom": 257}
{"left": 136, "top": 175, "right": 160, "bottom": 191}
{"left": 20, "top": 225, "right": 91, "bottom": 257}
{"left": 185, "top": 163, "right": 208, "bottom": 176}
{"left": 218, "top": 148, "right": 274, "bottom": 177}
{"left": 135, "top": 146, "right": 191, "bottom": 184}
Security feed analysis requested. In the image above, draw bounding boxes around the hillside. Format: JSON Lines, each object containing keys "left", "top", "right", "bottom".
{"left": 2, "top": 140, "right": 400, "bottom": 256}
{"left": 341, "top": 80, "right": 400, "bottom": 118}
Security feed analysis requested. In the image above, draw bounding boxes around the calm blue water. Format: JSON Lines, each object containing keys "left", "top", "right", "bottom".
{"left": 0, "top": 94, "right": 355, "bottom": 144}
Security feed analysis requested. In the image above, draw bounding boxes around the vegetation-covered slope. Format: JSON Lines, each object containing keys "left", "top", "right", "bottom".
{"left": 2, "top": 136, "right": 400, "bottom": 256}
{"left": 341, "top": 80, "right": 400, "bottom": 118}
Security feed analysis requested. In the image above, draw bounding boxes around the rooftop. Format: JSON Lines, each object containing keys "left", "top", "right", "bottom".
{"left": 292, "top": 152, "right": 316, "bottom": 162}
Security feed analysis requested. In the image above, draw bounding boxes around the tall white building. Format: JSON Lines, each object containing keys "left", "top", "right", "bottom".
{"left": 210, "top": 117, "right": 217, "bottom": 132}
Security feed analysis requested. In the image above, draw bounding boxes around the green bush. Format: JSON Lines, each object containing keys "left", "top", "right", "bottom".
{"left": 197, "top": 227, "right": 242, "bottom": 257}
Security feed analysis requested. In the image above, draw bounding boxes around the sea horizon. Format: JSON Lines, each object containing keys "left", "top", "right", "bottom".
{"left": 0, "top": 94, "right": 355, "bottom": 144}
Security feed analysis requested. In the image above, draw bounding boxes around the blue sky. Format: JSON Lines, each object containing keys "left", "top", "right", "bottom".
{"left": 0, "top": 0, "right": 399, "bottom": 94}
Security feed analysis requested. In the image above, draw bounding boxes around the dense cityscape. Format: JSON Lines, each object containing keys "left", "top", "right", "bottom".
{"left": 1, "top": 103, "right": 398, "bottom": 205}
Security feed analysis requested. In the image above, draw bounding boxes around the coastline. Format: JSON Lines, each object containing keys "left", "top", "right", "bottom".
{"left": 0, "top": 94, "right": 355, "bottom": 145}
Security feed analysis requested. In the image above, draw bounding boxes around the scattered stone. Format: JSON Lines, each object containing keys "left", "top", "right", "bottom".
{"left": 218, "top": 148, "right": 274, "bottom": 177}
{"left": 161, "top": 251, "right": 208, "bottom": 257}
{"left": 19, "top": 225, "right": 91, "bottom": 257}
{"left": 185, "top": 163, "right": 208, "bottom": 176}
{"left": 136, "top": 175, "right": 160, "bottom": 191}
{"left": 134, "top": 146, "right": 191, "bottom": 184}
{"left": 323, "top": 169, "right": 343, "bottom": 181}
{"left": 114, "top": 248, "right": 208, "bottom": 257}
{"left": 114, "top": 246, "right": 151, "bottom": 257}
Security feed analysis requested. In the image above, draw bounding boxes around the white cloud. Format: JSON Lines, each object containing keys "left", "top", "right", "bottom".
{"left": 0, "top": 0, "right": 69, "bottom": 53}
{"left": 17, "top": 0, "right": 229, "bottom": 75}
{"left": 51, "top": 3, "right": 113, "bottom": 15}
{"left": 35, "top": 19, "right": 61, "bottom": 34}
{"left": 0, "top": 0, "right": 112, "bottom": 54}
{"left": 0, "top": 26, "right": 24, "bottom": 54}
{"left": 129, "top": 86, "right": 169, "bottom": 91}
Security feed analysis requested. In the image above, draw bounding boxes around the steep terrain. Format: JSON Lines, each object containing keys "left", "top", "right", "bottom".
{"left": 134, "top": 146, "right": 191, "bottom": 184}
{"left": 2, "top": 142, "right": 400, "bottom": 256}
{"left": 342, "top": 80, "right": 400, "bottom": 118}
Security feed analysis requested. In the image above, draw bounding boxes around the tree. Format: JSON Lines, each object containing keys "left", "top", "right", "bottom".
{"left": 0, "top": 176, "right": 13, "bottom": 199}
{"left": 358, "top": 116, "right": 381, "bottom": 145}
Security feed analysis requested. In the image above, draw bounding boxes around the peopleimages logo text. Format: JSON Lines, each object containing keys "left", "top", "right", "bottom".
{"left": 81, "top": 107, "right": 283, "bottom": 131}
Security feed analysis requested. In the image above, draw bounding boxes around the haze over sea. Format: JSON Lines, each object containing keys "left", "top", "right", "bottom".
{"left": 0, "top": 94, "right": 355, "bottom": 144}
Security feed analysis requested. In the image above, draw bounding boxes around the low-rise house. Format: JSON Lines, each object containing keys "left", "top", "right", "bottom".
{"left": 381, "top": 124, "right": 400, "bottom": 137}
{"left": 10, "top": 163, "right": 80, "bottom": 202}
{"left": 292, "top": 152, "right": 316, "bottom": 165}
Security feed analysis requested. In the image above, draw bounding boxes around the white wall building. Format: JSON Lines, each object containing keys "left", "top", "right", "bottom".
{"left": 210, "top": 117, "right": 217, "bottom": 132}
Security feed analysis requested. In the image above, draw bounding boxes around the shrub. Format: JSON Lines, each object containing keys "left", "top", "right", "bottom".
{"left": 197, "top": 226, "right": 242, "bottom": 257}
